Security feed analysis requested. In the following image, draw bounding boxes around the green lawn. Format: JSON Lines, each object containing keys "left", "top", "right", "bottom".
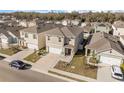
{"left": 0, "top": 48, "right": 21, "bottom": 56}
{"left": 24, "top": 52, "right": 41, "bottom": 63}
{"left": 54, "top": 50, "right": 98, "bottom": 79}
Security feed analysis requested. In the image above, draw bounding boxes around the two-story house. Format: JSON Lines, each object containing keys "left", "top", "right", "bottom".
{"left": 112, "top": 21, "right": 124, "bottom": 36}
{"left": 0, "top": 26, "right": 24, "bottom": 48}
{"left": 94, "top": 22, "right": 112, "bottom": 33}
{"left": 18, "top": 23, "right": 57, "bottom": 50}
{"left": 45, "top": 26, "right": 83, "bottom": 56}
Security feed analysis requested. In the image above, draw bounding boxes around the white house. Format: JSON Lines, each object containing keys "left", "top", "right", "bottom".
{"left": 18, "top": 20, "right": 37, "bottom": 27}
{"left": 0, "top": 27, "right": 23, "bottom": 48}
{"left": 61, "top": 19, "right": 71, "bottom": 26}
{"left": 112, "top": 21, "right": 124, "bottom": 36}
{"left": 120, "top": 35, "right": 124, "bottom": 46}
{"left": 71, "top": 19, "right": 81, "bottom": 26}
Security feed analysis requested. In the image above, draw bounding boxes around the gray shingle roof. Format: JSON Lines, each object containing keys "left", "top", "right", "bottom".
{"left": 85, "top": 32, "right": 124, "bottom": 55}
{"left": 45, "top": 26, "right": 83, "bottom": 38}
{"left": 120, "top": 35, "right": 124, "bottom": 40}
{"left": 0, "top": 26, "right": 24, "bottom": 38}
{"left": 20, "top": 23, "right": 61, "bottom": 34}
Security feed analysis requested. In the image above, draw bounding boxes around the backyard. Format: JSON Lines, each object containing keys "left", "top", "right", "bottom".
{"left": 54, "top": 50, "right": 98, "bottom": 79}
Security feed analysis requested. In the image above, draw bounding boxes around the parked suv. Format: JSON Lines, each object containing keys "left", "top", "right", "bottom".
{"left": 9, "top": 60, "right": 28, "bottom": 69}
{"left": 111, "top": 65, "right": 124, "bottom": 80}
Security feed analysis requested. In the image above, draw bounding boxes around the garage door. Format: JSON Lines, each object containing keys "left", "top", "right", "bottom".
{"left": 100, "top": 56, "right": 122, "bottom": 66}
{"left": 49, "top": 47, "right": 62, "bottom": 54}
{"left": 28, "top": 44, "right": 38, "bottom": 50}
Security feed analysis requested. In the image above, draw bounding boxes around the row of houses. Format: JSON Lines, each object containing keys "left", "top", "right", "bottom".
{"left": 0, "top": 23, "right": 83, "bottom": 57}
{"left": 0, "top": 19, "right": 124, "bottom": 66}
{"left": 84, "top": 20, "right": 124, "bottom": 66}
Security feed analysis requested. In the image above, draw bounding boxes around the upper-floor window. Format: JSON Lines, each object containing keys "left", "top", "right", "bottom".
{"left": 58, "top": 37, "right": 61, "bottom": 42}
{"left": 25, "top": 33, "right": 28, "bottom": 38}
{"left": 48, "top": 36, "right": 50, "bottom": 40}
{"left": 22, "top": 32, "right": 24, "bottom": 36}
{"left": 33, "top": 34, "right": 37, "bottom": 39}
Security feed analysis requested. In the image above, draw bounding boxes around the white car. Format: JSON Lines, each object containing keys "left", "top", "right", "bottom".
{"left": 111, "top": 65, "right": 124, "bottom": 80}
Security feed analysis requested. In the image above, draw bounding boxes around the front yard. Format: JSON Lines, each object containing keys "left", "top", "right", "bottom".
{"left": 54, "top": 50, "right": 98, "bottom": 79}
{"left": 24, "top": 48, "right": 48, "bottom": 63}
{"left": 24, "top": 52, "right": 41, "bottom": 63}
{"left": 0, "top": 47, "right": 21, "bottom": 56}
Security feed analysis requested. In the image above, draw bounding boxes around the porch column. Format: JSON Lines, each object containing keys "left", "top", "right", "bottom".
{"left": 85, "top": 48, "right": 88, "bottom": 56}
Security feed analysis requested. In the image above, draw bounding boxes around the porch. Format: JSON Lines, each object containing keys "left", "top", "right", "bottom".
{"left": 60, "top": 44, "right": 74, "bottom": 63}
{"left": 18, "top": 38, "right": 27, "bottom": 48}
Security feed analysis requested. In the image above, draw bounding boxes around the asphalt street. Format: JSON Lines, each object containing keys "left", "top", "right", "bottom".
{"left": 0, "top": 60, "right": 66, "bottom": 82}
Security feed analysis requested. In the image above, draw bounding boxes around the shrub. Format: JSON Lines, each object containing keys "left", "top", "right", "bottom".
{"left": 120, "top": 64, "right": 124, "bottom": 73}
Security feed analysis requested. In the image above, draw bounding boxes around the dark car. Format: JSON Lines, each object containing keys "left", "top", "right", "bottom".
{"left": 9, "top": 60, "right": 31, "bottom": 70}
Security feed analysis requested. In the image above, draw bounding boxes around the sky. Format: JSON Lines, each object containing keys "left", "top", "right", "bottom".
{"left": 0, "top": 0, "right": 124, "bottom": 12}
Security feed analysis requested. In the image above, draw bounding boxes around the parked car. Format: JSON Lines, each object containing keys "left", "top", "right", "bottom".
{"left": 9, "top": 60, "right": 31, "bottom": 70}
{"left": 111, "top": 65, "right": 124, "bottom": 80}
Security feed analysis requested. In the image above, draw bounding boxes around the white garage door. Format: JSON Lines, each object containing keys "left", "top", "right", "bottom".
{"left": 100, "top": 56, "right": 122, "bottom": 66}
{"left": 28, "top": 44, "right": 38, "bottom": 50}
{"left": 49, "top": 47, "right": 62, "bottom": 54}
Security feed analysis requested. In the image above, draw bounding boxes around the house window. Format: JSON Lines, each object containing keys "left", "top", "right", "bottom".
{"left": 58, "top": 37, "right": 61, "bottom": 42}
{"left": 25, "top": 33, "right": 28, "bottom": 38}
{"left": 48, "top": 36, "right": 50, "bottom": 40}
{"left": 22, "top": 32, "right": 24, "bottom": 35}
{"left": 110, "top": 49, "right": 112, "bottom": 53}
{"left": 33, "top": 34, "right": 37, "bottom": 39}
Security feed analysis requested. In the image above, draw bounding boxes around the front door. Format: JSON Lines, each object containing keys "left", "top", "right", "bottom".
{"left": 65, "top": 48, "right": 71, "bottom": 56}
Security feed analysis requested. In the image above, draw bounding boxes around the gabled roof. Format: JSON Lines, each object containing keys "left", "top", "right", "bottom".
{"left": 0, "top": 26, "right": 24, "bottom": 38}
{"left": 85, "top": 32, "right": 124, "bottom": 55}
{"left": 45, "top": 26, "right": 83, "bottom": 38}
{"left": 20, "top": 23, "right": 61, "bottom": 34}
{"left": 45, "top": 27, "right": 64, "bottom": 37}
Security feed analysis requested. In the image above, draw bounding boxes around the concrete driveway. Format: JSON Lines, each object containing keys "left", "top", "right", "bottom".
{"left": 4, "top": 49, "right": 34, "bottom": 62}
{"left": 97, "top": 64, "right": 121, "bottom": 82}
{"left": 33, "top": 53, "right": 60, "bottom": 72}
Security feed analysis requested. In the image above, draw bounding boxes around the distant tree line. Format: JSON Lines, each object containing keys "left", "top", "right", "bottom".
{"left": 1, "top": 11, "right": 124, "bottom": 23}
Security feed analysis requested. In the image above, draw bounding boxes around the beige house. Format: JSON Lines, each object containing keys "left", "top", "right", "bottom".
{"left": 18, "top": 24, "right": 56, "bottom": 50}
{"left": 85, "top": 32, "right": 124, "bottom": 66}
{"left": 45, "top": 26, "right": 83, "bottom": 56}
